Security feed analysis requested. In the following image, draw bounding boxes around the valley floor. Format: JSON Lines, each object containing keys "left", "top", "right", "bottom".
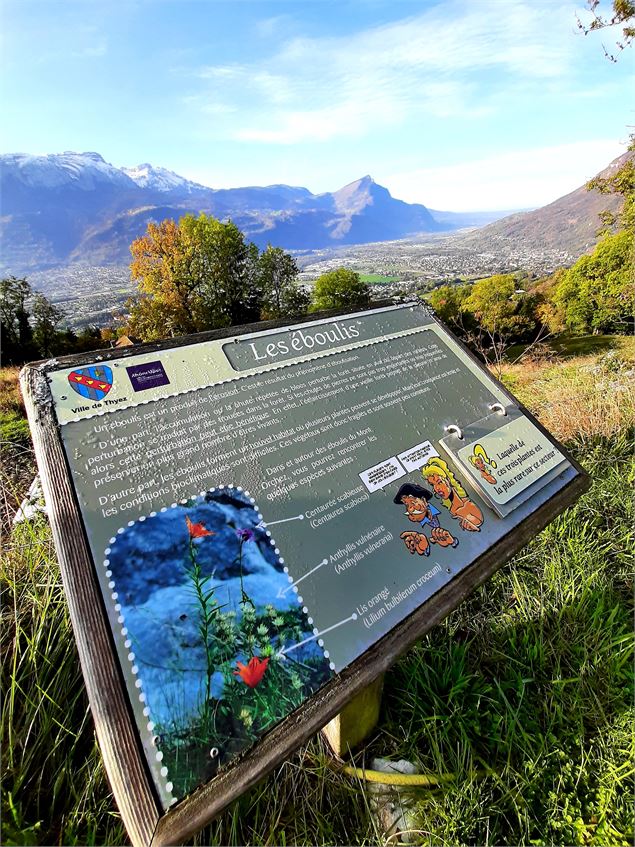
{"left": 27, "top": 227, "right": 574, "bottom": 331}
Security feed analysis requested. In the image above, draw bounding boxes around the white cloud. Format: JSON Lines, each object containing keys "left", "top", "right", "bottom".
{"left": 383, "top": 139, "right": 626, "bottom": 211}
{"left": 254, "top": 14, "right": 292, "bottom": 39}
{"left": 189, "top": 0, "right": 576, "bottom": 144}
{"left": 197, "top": 64, "right": 249, "bottom": 81}
{"left": 235, "top": 101, "right": 372, "bottom": 144}
{"left": 74, "top": 42, "right": 107, "bottom": 58}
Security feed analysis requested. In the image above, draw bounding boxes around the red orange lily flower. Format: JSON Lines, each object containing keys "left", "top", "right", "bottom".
{"left": 234, "top": 656, "right": 269, "bottom": 688}
{"left": 185, "top": 515, "right": 215, "bottom": 539}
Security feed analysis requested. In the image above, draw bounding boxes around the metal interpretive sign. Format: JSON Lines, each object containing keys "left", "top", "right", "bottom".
{"left": 21, "top": 303, "right": 589, "bottom": 846}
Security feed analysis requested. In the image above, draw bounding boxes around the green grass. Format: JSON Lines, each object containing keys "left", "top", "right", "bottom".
{"left": 2, "top": 362, "right": 634, "bottom": 845}
{"left": 1, "top": 516, "right": 125, "bottom": 846}
{"left": 0, "top": 411, "right": 30, "bottom": 447}
{"left": 359, "top": 274, "right": 400, "bottom": 284}
{"left": 0, "top": 367, "right": 29, "bottom": 449}
{"left": 1, "top": 367, "right": 36, "bottom": 530}
{"left": 381, "top": 433, "right": 634, "bottom": 846}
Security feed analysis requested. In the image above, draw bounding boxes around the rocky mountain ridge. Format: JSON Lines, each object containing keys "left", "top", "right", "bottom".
{"left": 0, "top": 152, "right": 508, "bottom": 274}
{"left": 1, "top": 149, "right": 628, "bottom": 277}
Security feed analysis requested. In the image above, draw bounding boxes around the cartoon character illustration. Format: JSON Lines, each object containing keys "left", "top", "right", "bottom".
{"left": 393, "top": 482, "right": 458, "bottom": 556}
{"left": 469, "top": 444, "right": 497, "bottom": 485}
{"left": 421, "top": 457, "right": 484, "bottom": 532}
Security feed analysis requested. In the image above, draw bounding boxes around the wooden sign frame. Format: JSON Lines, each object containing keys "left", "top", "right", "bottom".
{"left": 20, "top": 303, "right": 589, "bottom": 846}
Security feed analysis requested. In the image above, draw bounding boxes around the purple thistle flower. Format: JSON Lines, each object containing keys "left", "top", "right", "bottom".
{"left": 235, "top": 528, "right": 255, "bottom": 542}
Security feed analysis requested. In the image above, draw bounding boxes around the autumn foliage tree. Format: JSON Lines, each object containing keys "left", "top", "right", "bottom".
{"left": 427, "top": 284, "right": 476, "bottom": 336}
{"left": 127, "top": 214, "right": 258, "bottom": 340}
{"left": 463, "top": 274, "right": 537, "bottom": 366}
{"left": 127, "top": 219, "right": 200, "bottom": 340}
{"left": 127, "top": 215, "right": 309, "bottom": 341}
{"left": 427, "top": 273, "right": 548, "bottom": 371}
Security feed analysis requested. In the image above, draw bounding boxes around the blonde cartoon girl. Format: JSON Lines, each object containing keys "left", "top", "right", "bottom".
{"left": 421, "top": 457, "right": 483, "bottom": 532}
{"left": 469, "top": 445, "right": 497, "bottom": 484}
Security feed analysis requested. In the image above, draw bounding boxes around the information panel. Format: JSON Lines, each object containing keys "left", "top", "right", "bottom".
{"left": 33, "top": 304, "right": 584, "bottom": 825}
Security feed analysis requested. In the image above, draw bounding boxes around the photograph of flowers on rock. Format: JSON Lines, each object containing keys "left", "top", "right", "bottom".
{"left": 105, "top": 487, "right": 334, "bottom": 801}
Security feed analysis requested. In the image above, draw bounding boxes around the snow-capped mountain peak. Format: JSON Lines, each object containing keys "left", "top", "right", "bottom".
{"left": 0, "top": 151, "right": 136, "bottom": 190}
{"left": 121, "top": 163, "right": 206, "bottom": 193}
{"left": 0, "top": 152, "right": 209, "bottom": 195}
{"left": 0, "top": 148, "right": 453, "bottom": 276}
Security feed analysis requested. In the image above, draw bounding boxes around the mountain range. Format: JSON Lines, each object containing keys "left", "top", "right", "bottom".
{"left": 0, "top": 150, "right": 628, "bottom": 277}
{"left": 0, "top": 152, "right": 509, "bottom": 274}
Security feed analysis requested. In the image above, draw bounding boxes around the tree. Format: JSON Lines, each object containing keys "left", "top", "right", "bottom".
{"left": 128, "top": 218, "right": 202, "bottom": 340}
{"left": 72, "top": 325, "right": 106, "bottom": 353}
{"left": 463, "top": 274, "right": 536, "bottom": 372}
{"left": 31, "top": 294, "right": 65, "bottom": 358}
{"left": 1, "top": 276, "right": 69, "bottom": 363}
{"left": 127, "top": 213, "right": 265, "bottom": 341}
{"left": 0, "top": 276, "right": 35, "bottom": 364}
{"left": 587, "top": 136, "right": 635, "bottom": 234}
{"left": 465, "top": 274, "right": 530, "bottom": 335}
{"left": 532, "top": 269, "right": 568, "bottom": 335}
{"left": 552, "top": 230, "right": 634, "bottom": 333}
{"left": 312, "top": 268, "right": 370, "bottom": 311}
{"left": 258, "top": 245, "right": 309, "bottom": 319}
{"left": 578, "top": 0, "right": 635, "bottom": 59}
{"left": 181, "top": 214, "right": 262, "bottom": 327}
{"left": 551, "top": 137, "right": 635, "bottom": 334}
{"left": 427, "top": 284, "right": 475, "bottom": 336}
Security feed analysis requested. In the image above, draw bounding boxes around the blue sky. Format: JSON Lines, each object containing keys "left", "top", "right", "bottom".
{"left": 1, "top": 0, "right": 632, "bottom": 210}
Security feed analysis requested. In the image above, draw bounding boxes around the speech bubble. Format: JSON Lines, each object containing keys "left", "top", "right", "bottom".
{"left": 397, "top": 440, "right": 440, "bottom": 473}
{"left": 359, "top": 457, "right": 406, "bottom": 493}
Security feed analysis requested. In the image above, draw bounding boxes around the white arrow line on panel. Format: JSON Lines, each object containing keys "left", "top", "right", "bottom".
{"left": 277, "top": 613, "right": 358, "bottom": 660}
{"left": 277, "top": 558, "right": 328, "bottom": 598}
{"left": 259, "top": 513, "right": 304, "bottom": 528}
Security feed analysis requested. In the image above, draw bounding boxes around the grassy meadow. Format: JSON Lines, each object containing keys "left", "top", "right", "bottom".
{"left": 1, "top": 341, "right": 633, "bottom": 846}
{"left": 358, "top": 274, "right": 400, "bottom": 284}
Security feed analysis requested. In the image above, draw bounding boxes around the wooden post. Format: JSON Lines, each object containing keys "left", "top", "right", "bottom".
{"left": 321, "top": 673, "right": 385, "bottom": 756}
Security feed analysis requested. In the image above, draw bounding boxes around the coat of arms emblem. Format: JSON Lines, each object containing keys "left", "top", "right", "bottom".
{"left": 67, "top": 365, "right": 113, "bottom": 401}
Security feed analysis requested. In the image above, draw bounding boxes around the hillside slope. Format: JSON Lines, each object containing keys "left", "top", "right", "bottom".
{"left": 457, "top": 150, "right": 632, "bottom": 259}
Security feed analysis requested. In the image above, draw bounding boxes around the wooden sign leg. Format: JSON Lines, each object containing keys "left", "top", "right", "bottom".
{"left": 321, "top": 674, "right": 385, "bottom": 756}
